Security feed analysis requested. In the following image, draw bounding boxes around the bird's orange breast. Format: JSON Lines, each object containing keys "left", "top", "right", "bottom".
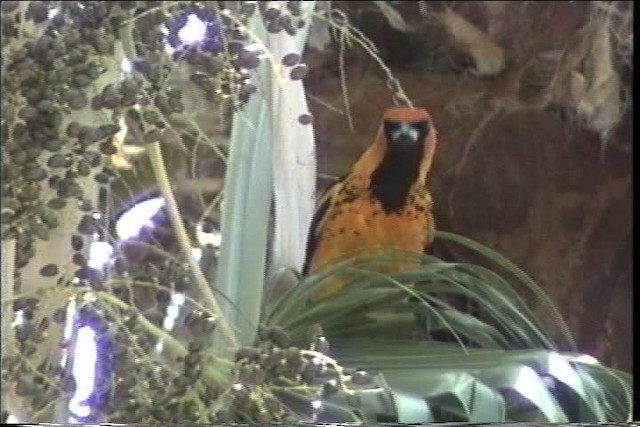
{"left": 306, "top": 174, "right": 435, "bottom": 300}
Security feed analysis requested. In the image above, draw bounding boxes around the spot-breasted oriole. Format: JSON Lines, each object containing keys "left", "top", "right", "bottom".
{"left": 303, "top": 107, "right": 438, "bottom": 301}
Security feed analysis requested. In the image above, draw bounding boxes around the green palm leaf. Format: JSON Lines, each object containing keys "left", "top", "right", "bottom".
{"left": 263, "top": 232, "right": 631, "bottom": 422}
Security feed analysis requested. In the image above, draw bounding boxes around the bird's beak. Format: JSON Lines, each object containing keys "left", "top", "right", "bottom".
{"left": 391, "top": 122, "right": 420, "bottom": 146}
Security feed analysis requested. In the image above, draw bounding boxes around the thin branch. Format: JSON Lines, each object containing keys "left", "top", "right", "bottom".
{"left": 146, "top": 142, "right": 238, "bottom": 350}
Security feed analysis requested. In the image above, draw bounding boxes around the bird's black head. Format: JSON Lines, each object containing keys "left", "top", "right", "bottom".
{"left": 370, "top": 119, "right": 431, "bottom": 213}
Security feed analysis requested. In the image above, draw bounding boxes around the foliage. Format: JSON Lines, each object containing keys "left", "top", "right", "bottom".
{"left": 263, "top": 230, "right": 632, "bottom": 422}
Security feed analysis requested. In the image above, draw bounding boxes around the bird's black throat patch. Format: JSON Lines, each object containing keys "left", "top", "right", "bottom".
{"left": 369, "top": 120, "right": 429, "bottom": 213}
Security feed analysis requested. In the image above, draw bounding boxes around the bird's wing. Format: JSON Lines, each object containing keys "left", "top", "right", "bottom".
{"left": 301, "top": 175, "right": 346, "bottom": 275}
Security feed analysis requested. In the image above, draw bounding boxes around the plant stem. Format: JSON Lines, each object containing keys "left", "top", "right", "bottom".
{"left": 96, "top": 291, "right": 233, "bottom": 386}
{"left": 146, "top": 142, "right": 238, "bottom": 351}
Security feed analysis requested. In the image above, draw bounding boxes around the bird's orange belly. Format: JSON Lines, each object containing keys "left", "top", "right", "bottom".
{"left": 307, "top": 197, "right": 433, "bottom": 300}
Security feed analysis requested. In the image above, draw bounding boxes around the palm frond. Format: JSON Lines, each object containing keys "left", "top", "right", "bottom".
{"left": 263, "top": 232, "right": 631, "bottom": 422}
{"left": 310, "top": 339, "right": 632, "bottom": 422}
{"left": 436, "top": 230, "right": 577, "bottom": 350}
{"left": 265, "top": 243, "right": 562, "bottom": 351}
{"left": 214, "top": 12, "right": 274, "bottom": 347}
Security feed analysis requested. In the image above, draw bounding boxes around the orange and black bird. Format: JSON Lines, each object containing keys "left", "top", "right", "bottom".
{"left": 303, "top": 107, "right": 438, "bottom": 301}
